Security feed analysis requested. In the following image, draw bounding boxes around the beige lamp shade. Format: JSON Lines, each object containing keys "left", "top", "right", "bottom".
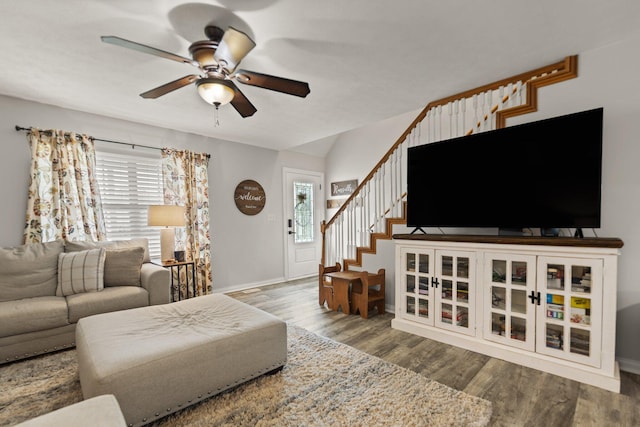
{"left": 148, "top": 205, "right": 186, "bottom": 262}
{"left": 147, "top": 205, "right": 186, "bottom": 227}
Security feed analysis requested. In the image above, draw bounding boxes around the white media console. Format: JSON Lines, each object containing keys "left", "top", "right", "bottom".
{"left": 392, "top": 234, "right": 623, "bottom": 392}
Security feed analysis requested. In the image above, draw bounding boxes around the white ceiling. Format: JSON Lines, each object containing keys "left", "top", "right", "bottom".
{"left": 1, "top": 1, "right": 639, "bottom": 155}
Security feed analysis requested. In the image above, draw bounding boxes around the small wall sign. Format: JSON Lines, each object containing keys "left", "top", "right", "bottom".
{"left": 234, "top": 179, "right": 266, "bottom": 215}
{"left": 331, "top": 179, "right": 358, "bottom": 196}
{"left": 327, "top": 197, "right": 362, "bottom": 209}
{"left": 327, "top": 199, "right": 344, "bottom": 209}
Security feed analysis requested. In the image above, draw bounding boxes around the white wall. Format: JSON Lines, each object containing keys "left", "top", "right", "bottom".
{"left": 0, "top": 95, "right": 324, "bottom": 292}
{"left": 324, "top": 35, "right": 640, "bottom": 371}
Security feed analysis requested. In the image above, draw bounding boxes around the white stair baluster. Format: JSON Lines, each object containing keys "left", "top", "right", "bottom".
{"left": 349, "top": 202, "right": 355, "bottom": 259}
{"left": 490, "top": 88, "right": 495, "bottom": 122}
{"left": 472, "top": 94, "right": 479, "bottom": 135}
{"left": 461, "top": 97, "right": 467, "bottom": 136}
{"left": 380, "top": 165, "right": 385, "bottom": 226}
{"left": 436, "top": 105, "right": 442, "bottom": 141}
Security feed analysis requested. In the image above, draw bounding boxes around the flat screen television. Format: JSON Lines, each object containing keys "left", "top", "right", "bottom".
{"left": 406, "top": 107, "right": 603, "bottom": 234}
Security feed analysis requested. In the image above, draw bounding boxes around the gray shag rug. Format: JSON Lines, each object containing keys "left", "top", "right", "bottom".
{"left": 0, "top": 325, "right": 491, "bottom": 426}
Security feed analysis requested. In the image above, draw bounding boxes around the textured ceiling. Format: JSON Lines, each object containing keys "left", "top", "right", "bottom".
{"left": 1, "top": 1, "right": 639, "bottom": 155}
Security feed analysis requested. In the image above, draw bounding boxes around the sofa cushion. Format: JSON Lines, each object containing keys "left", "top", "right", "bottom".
{"left": 65, "top": 238, "right": 151, "bottom": 263}
{"left": 0, "top": 240, "right": 64, "bottom": 302}
{"left": 56, "top": 248, "right": 106, "bottom": 297}
{"left": 104, "top": 247, "right": 144, "bottom": 287}
{"left": 0, "top": 296, "right": 69, "bottom": 338}
{"left": 14, "top": 394, "right": 127, "bottom": 427}
{"left": 113, "top": 238, "right": 151, "bottom": 263}
{"left": 66, "top": 286, "right": 149, "bottom": 323}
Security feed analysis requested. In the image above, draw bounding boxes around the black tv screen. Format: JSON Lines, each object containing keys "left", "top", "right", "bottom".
{"left": 406, "top": 107, "right": 603, "bottom": 231}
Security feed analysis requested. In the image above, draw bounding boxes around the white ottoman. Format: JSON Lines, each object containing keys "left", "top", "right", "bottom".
{"left": 76, "top": 294, "right": 287, "bottom": 427}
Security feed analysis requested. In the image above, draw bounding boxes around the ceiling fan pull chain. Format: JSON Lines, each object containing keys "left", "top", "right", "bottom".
{"left": 214, "top": 102, "right": 221, "bottom": 127}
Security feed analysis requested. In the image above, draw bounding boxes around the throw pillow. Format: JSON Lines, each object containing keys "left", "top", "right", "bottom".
{"left": 116, "top": 238, "right": 151, "bottom": 263}
{"left": 64, "top": 240, "right": 114, "bottom": 253}
{"left": 56, "top": 248, "right": 106, "bottom": 297}
{"left": 0, "top": 240, "right": 64, "bottom": 302}
{"left": 65, "top": 238, "right": 151, "bottom": 263}
{"left": 103, "top": 246, "right": 144, "bottom": 287}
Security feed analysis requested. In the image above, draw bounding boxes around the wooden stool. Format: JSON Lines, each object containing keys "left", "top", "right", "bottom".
{"left": 351, "top": 269, "right": 386, "bottom": 319}
{"left": 319, "top": 262, "right": 341, "bottom": 307}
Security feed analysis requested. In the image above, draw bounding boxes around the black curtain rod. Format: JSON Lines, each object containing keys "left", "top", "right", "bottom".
{"left": 14, "top": 125, "right": 210, "bottom": 158}
{"left": 15, "top": 125, "right": 160, "bottom": 151}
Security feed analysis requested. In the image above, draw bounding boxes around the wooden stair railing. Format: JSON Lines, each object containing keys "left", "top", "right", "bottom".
{"left": 321, "top": 55, "right": 578, "bottom": 271}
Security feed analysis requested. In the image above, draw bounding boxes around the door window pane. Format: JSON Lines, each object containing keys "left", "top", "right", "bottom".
{"left": 293, "top": 182, "right": 313, "bottom": 243}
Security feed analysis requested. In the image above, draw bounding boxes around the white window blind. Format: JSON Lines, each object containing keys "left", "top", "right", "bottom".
{"left": 94, "top": 145, "right": 163, "bottom": 259}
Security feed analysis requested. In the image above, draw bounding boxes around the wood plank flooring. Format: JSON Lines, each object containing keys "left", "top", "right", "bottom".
{"left": 227, "top": 277, "right": 640, "bottom": 427}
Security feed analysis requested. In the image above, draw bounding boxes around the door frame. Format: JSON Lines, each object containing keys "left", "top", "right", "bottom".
{"left": 282, "top": 167, "right": 325, "bottom": 281}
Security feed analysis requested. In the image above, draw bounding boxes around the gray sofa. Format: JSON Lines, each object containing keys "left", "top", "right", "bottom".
{"left": 0, "top": 238, "right": 170, "bottom": 364}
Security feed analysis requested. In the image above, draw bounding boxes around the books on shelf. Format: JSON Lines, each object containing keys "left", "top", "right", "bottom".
{"left": 546, "top": 294, "right": 564, "bottom": 320}
{"left": 570, "top": 297, "right": 591, "bottom": 325}
{"left": 441, "top": 306, "right": 468, "bottom": 326}
{"left": 570, "top": 329, "right": 590, "bottom": 355}
{"left": 456, "top": 288, "right": 469, "bottom": 302}
{"left": 571, "top": 277, "right": 591, "bottom": 293}
{"left": 546, "top": 333, "right": 563, "bottom": 350}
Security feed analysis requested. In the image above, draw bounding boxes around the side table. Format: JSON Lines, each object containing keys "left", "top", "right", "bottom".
{"left": 151, "top": 259, "right": 197, "bottom": 301}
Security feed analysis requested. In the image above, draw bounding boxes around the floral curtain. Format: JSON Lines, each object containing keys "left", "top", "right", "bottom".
{"left": 24, "top": 129, "right": 106, "bottom": 243}
{"left": 161, "top": 148, "right": 212, "bottom": 296}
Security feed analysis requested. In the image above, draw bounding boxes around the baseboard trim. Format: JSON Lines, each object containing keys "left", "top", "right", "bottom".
{"left": 618, "top": 357, "right": 640, "bottom": 375}
{"left": 215, "top": 276, "right": 287, "bottom": 294}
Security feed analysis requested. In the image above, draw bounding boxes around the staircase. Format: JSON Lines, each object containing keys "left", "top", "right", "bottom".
{"left": 321, "top": 55, "right": 578, "bottom": 271}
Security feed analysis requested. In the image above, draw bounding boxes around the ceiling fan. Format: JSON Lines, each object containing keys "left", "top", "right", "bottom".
{"left": 101, "top": 25, "right": 310, "bottom": 118}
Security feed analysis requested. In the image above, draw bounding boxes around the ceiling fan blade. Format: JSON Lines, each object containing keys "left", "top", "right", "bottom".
{"left": 140, "top": 75, "right": 199, "bottom": 99}
{"left": 213, "top": 27, "right": 256, "bottom": 72}
{"left": 228, "top": 82, "right": 257, "bottom": 117}
{"left": 234, "top": 70, "right": 310, "bottom": 98}
{"left": 101, "top": 35, "right": 199, "bottom": 67}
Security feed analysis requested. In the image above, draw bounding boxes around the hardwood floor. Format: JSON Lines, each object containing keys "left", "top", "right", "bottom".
{"left": 227, "top": 277, "right": 640, "bottom": 427}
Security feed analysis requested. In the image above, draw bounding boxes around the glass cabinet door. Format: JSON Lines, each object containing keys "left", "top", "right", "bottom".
{"left": 435, "top": 250, "right": 476, "bottom": 336}
{"left": 483, "top": 253, "right": 536, "bottom": 351}
{"left": 536, "top": 256, "right": 603, "bottom": 367}
{"left": 400, "top": 248, "right": 435, "bottom": 325}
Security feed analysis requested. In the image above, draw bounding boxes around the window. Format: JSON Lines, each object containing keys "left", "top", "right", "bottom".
{"left": 94, "top": 143, "right": 163, "bottom": 258}
{"left": 293, "top": 181, "right": 314, "bottom": 243}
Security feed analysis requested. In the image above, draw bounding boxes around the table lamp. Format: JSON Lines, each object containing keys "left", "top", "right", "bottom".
{"left": 148, "top": 205, "right": 186, "bottom": 262}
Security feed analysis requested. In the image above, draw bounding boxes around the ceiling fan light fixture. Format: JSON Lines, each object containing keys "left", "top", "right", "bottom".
{"left": 196, "top": 78, "right": 235, "bottom": 106}
{"left": 214, "top": 27, "right": 256, "bottom": 72}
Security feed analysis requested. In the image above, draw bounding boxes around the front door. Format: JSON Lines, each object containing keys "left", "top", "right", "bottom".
{"left": 283, "top": 168, "right": 324, "bottom": 279}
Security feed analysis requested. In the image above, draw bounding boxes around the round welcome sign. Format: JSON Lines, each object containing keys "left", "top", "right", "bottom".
{"left": 234, "top": 179, "right": 266, "bottom": 215}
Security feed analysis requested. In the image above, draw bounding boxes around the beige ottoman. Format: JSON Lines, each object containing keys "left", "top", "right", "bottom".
{"left": 76, "top": 294, "right": 287, "bottom": 427}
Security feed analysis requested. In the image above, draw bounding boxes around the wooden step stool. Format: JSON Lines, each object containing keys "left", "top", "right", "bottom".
{"left": 351, "top": 269, "right": 385, "bottom": 319}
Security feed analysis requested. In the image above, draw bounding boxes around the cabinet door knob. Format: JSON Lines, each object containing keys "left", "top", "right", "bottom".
{"left": 431, "top": 277, "right": 439, "bottom": 288}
